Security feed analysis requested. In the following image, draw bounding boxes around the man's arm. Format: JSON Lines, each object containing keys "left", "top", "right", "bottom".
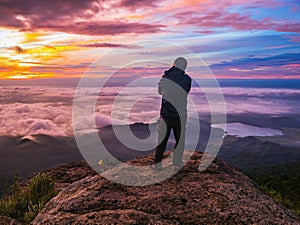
{"left": 158, "top": 78, "right": 163, "bottom": 95}
{"left": 187, "top": 78, "right": 192, "bottom": 93}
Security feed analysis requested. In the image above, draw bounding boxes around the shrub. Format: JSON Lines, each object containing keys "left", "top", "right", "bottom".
{"left": 0, "top": 173, "right": 57, "bottom": 224}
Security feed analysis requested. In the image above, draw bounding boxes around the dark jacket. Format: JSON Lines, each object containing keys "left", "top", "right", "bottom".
{"left": 158, "top": 66, "right": 191, "bottom": 120}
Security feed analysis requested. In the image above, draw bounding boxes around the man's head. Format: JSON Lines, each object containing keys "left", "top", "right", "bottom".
{"left": 173, "top": 57, "right": 187, "bottom": 71}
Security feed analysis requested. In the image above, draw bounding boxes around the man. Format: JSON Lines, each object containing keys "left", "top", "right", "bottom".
{"left": 154, "top": 57, "right": 192, "bottom": 171}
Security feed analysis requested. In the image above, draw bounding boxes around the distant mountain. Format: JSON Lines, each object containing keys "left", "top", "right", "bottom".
{"left": 245, "top": 160, "right": 300, "bottom": 216}
{"left": 267, "top": 116, "right": 300, "bottom": 128}
{"left": 32, "top": 152, "right": 299, "bottom": 224}
{"left": 218, "top": 136, "right": 300, "bottom": 170}
{"left": 228, "top": 114, "right": 300, "bottom": 129}
{"left": 0, "top": 134, "right": 83, "bottom": 193}
{"left": 1, "top": 120, "right": 298, "bottom": 193}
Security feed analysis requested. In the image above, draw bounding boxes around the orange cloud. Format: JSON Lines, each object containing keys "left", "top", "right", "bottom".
{"left": 172, "top": 0, "right": 208, "bottom": 8}
{"left": 0, "top": 63, "right": 56, "bottom": 79}
{"left": 8, "top": 45, "right": 26, "bottom": 54}
{"left": 0, "top": 42, "right": 86, "bottom": 79}
{"left": 21, "top": 32, "right": 47, "bottom": 44}
{"left": 25, "top": 45, "right": 81, "bottom": 60}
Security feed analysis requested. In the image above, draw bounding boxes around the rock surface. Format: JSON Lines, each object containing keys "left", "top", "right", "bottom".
{"left": 33, "top": 152, "right": 300, "bottom": 224}
{"left": 42, "top": 161, "right": 97, "bottom": 192}
{"left": 0, "top": 216, "right": 23, "bottom": 225}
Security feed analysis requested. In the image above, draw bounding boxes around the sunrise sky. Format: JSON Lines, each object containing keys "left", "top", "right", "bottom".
{"left": 0, "top": 0, "right": 299, "bottom": 80}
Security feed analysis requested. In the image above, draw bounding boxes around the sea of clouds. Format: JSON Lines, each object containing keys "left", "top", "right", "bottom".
{"left": 1, "top": 85, "right": 300, "bottom": 137}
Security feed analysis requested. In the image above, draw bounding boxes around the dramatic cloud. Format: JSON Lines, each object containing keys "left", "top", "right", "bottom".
{"left": 118, "top": 0, "right": 162, "bottom": 9}
{"left": 176, "top": 10, "right": 300, "bottom": 33}
{"left": 210, "top": 53, "right": 300, "bottom": 78}
{"left": 78, "top": 43, "right": 141, "bottom": 49}
{"left": 0, "top": 0, "right": 165, "bottom": 35}
{"left": 2, "top": 0, "right": 297, "bottom": 36}
{"left": 0, "top": 0, "right": 98, "bottom": 28}
{"left": 34, "top": 21, "right": 164, "bottom": 36}
{"left": 212, "top": 53, "right": 300, "bottom": 68}
{"left": 0, "top": 0, "right": 299, "bottom": 79}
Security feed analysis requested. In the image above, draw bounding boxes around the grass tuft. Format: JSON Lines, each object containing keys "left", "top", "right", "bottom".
{"left": 0, "top": 173, "right": 57, "bottom": 224}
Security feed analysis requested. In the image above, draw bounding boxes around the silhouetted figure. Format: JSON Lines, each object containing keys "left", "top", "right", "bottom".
{"left": 154, "top": 57, "right": 191, "bottom": 170}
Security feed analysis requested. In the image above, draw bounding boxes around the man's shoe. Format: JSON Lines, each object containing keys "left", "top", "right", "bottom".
{"left": 155, "top": 165, "right": 163, "bottom": 171}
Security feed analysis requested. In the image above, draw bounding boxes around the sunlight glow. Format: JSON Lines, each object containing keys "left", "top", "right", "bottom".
{"left": 9, "top": 75, "right": 30, "bottom": 79}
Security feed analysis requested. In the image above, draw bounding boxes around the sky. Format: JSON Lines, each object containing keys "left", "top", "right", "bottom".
{"left": 0, "top": 0, "right": 299, "bottom": 80}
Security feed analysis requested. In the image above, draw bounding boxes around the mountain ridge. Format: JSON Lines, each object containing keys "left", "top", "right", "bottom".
{"left": 31, "top": 151, "right": 299, "bottom": 224}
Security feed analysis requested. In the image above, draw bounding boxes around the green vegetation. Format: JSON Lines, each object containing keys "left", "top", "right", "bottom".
{"left": 246, "top": 161, "right": 300, "bottom": 216}
{"left": 0, "top": 173, "right": 57, "bottom": 224}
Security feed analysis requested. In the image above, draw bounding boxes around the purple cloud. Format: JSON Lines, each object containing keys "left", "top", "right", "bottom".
{"left": 0, "top": 0, "right": 165, "bottom": 35}
{"left": 176, "top": 10, "right": 300, "bottom": 33}
{"left": 118, "top": 0, "right": 162, "bottom": 9}
{"left": 78, "top": 43, "right": 140, "bottom": 49}
{"left": 33, "top": 21, "right": 164, "bottom": 36}
{"left": 210, "top": 53, "right": 300, "bottom": 78}
{"left": 212, "top": 53, "right": 300, "bottom": 68}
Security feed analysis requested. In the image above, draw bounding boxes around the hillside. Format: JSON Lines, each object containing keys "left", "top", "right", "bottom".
{"left": 246, "top": 160, "right": 300, "bottom": 216}
{"left": 30, "top": 152, "right": 299, "bottom": 224}
{"left": 218, "top": 136, "right": 300, "bottom": 170}
{"left": 0, "top": 134, "right": 83, "bottom": 193}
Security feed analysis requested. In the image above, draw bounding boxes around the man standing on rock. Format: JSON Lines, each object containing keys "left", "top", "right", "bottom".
{"left": 154, "top": 57, "right": 192, "bottom": 171}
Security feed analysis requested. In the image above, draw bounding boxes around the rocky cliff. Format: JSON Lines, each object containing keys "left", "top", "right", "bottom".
{"left": 31, "top": 152, "right": 299, "bottom": 224}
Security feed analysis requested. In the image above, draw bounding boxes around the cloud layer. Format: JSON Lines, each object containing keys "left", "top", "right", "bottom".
{"left": 1, "top": 85, "right": 300, "bottom": 137}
